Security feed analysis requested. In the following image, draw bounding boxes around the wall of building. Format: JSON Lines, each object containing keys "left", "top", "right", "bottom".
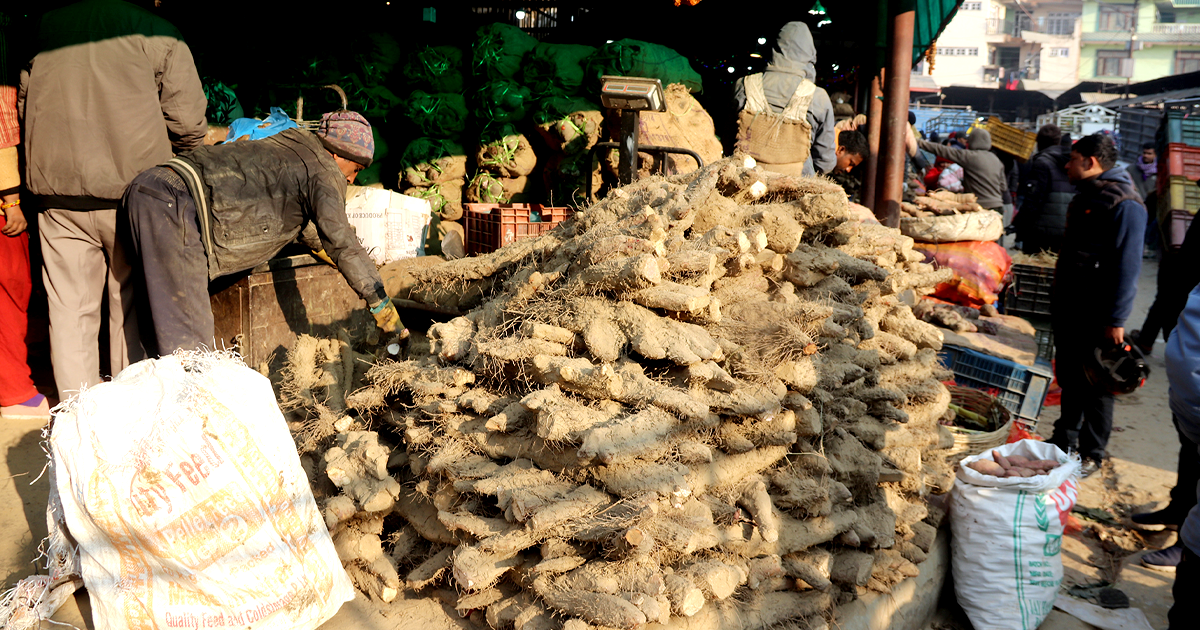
{"left": 925, "top": 0, "right": 1006, "bottom": 88}
{"left": 1079, "top": 0, "right": 1200, "bottom": 82}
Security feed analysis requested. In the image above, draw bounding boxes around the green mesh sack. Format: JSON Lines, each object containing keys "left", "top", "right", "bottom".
{"left": 522, "top": 43, "right": 596, "bottom": 97}
{"left": 475, "top": 123, "right": 537, "bottom": 178}
{"left": 473, "top": 80, "right": 532, "bottom": 124}
{"left": 403, "top": 46, "right": 464, "bottom": 93}
{"left": 472, "top": 23, "right": 538, "bottom": 80}
{"left": 202, "top": 79, "right": 243, "bottom": 126}
{"left": 400, "top": 138, "right": 468, "bottom": 186}
{"left": 532, "top": 97, "right": 603, "bottom": 155}
{"left": 584, "top": 39, "right": 703, "bottom": 93}
{"left": 405, "top": 91, "right": 468, "bottom": 138}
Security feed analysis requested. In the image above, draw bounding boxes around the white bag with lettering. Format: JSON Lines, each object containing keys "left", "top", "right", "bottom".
{"left": 344, "top": 187, "right": 432, "bottom": 264}
{"left": 950, "top": 440, "right": 1081, "bottom": 630}
{"left": 1, "top": 352, "right": 354, "bottom": 630}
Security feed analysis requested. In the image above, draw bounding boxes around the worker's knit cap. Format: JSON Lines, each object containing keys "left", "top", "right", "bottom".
{"left": 317, "top": 110, "right": 374, "bottom": 167}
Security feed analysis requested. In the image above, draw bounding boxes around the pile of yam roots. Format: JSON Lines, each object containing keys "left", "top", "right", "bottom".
{"left": 281, "top": 154, "right": 962, "bottom": 630}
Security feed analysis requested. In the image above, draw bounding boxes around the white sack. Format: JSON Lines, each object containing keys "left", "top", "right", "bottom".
{"left": 345, "top": 188, "right": 433, "bottom": 264}
{"left": 950, "top": 439, "right": 1081, "bottom": 630}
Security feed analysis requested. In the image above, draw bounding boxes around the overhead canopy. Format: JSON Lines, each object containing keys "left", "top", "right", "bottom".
{"left": 912, "top": 0, "right": 963, "bottom": 64}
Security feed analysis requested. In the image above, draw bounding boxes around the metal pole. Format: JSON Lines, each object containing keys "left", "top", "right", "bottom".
{"left": 875, "top": 9, "right": 915, "bottom": 228}
{"left": 862, "top": 72, "right": 885, "bottom": 210}
{"left": 1126, "top": 0, "right": 1138, "bottom": 99}
{"left": 618, "top": 109, "right": 639, "bottom": 185}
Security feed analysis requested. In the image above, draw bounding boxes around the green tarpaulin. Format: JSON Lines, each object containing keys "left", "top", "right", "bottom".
{"left": 912, "top": 0, "right": 962, "bottom": 64}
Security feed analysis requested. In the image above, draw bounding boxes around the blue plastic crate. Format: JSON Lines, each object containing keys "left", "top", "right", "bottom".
{"left": 939, "top": 345, "right": 1054, "bottom": 425}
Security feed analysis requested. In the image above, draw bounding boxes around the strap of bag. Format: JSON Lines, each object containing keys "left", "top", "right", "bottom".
{"left": 782, "top": 79, "right": 817, "bottom": 121}
{"left": 744, "top": 74, "right": 769, "bottom": 114}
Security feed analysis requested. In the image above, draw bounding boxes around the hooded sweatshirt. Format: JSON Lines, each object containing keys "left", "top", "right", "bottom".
{"left": 733, "top": 22, "right": 836, "bottom": 175}
{"left": 917, "top": 129, "right": 1008, "bottom": 209}
{"left": 1166, "top": 283, "right": 1200, "bottom": 555}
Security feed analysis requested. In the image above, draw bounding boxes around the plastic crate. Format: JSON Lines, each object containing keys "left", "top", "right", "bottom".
{"left": 1166, "top": 109, "right": 1200, "bottom": 147}
{"left": 1003, "top": 263, "right": 1055, "bottom": 317}
{"left": 939, "top": 345, "right": 1054, "bottom": 425}
{"left": 1159, "top": 175, "right": 1200, "bottom": 214}
{"left": 984, "top": 116, "right": 1036, "bottom": 161}
{"left": 1117, "top": 108, "right": 1163, "bottom": 163}
{"left": 1164, "top": 143, "right": 1200, "bottom": 182}
{"left": 1163, "top": 210, "right": 1194, "bottom": 249}
{"left": 464, "top": 203, "right": 574, "bottom": 255}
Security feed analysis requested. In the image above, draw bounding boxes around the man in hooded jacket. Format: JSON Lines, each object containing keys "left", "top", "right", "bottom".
{"left": 1014, "top": 124, "right": 1074, "bottom": 254}
{"left": 733, "top": 22, "right": 836, "bottom": 176}
{"left": 916, "top": 128, "right": 1008, "bottom": 211}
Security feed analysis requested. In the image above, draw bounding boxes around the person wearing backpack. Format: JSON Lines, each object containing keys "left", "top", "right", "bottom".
{"left": 732, "top": 21, "right": 836, "bottom": 177}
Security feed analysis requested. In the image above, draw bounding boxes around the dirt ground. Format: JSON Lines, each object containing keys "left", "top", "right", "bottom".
{"left": 1, "top": 258, "right": 1181, "bottom": 630}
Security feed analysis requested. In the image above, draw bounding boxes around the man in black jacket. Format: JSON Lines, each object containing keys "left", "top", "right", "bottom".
{"left": 1015, "top": 125, "right": 1075, "bottom": 254}
{"left": 121, "top": 110, "right": 402, "bottom": 355}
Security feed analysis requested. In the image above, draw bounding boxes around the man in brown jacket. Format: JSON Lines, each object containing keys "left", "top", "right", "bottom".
{"left": 18, "top": 0, "right": 207, "bottom": 400}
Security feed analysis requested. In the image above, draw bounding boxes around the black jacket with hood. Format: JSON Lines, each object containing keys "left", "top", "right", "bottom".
{"left": 733, "top": 22, "right": 836, "bottom": 176}
{"left": 1015, "top": 143, "right": 1075, "bottom": 253}
{"left": 918, "top": 129, "right": 1008, "bottom": 209}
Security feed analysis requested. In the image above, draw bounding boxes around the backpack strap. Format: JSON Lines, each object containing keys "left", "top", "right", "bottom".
{"left": 743, "top": 73, "right": 769, "bottom": 114}
{"left": 782, "top": 79, "right": 817, "bottom": 121}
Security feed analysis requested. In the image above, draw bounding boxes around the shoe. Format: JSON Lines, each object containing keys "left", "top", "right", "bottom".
{"left": 0, "top": 394, "right": 50, "bottom": 420}
{"left": 1128, "top": 329, "right": 1154, "bottom": 356}
{"left": 1080, "top": 459, "right": 1101, "bottom": 478}
{"left": 1132, "top": 508, "right": 1186, "bottom": 529}
{"left": 1142, "top": 544, "right": 1184, "bottom": 571}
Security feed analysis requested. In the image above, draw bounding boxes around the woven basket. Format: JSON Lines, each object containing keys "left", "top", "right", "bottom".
{"left": 944, "top": 385, "right": 1013, "bottom": 462}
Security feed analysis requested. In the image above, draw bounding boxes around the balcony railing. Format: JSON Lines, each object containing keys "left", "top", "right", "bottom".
{"left": 1153, "top": 23, "right": 1200, "bottom": 34}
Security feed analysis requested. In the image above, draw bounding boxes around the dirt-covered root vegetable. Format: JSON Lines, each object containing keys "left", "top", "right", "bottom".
{"left": 577, "top": 406, "right": 679, "bottom": 464}
{"left": 569, "top": 253, "right": 665, "bottom": 294}
{"left": 541, "top": 590, "right": 647, "bottom": 629}
{"left": 880, "top": 309, "right": 944, "bottom": 351}
{"left": 520, "top": 384, "right": 616, "bottom": 442}
{"left": 452, "top": 544, "right": 524, "bottom": 591}
{"left": 782, "top": 548, "right": 833, "bottom": 591}
{"left": 323, "top": 431, "right": 402, "bottom": 512}
{"left": 613, "top": 301, "right": 722, "bottom": 366}
{"left": 427, "top": 316, "right": 477, "bottom": 362}
{"left": 664, "top": 574, "right": 707, "bottom": 617}
{"left": 680, "top": 560, "right": 747, "bottom": 601}
{"left": 594, "top": 460, "right": 692, "bottom": 502}
{"left": 738, "top": 477, "right": 781, "bottom": 543}
{"left": 629, "top": 281, "right": 713, "bottom": 314}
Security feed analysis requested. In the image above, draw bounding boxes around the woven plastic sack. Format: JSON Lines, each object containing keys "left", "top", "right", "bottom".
{"left": 0, "top": 352, "right": 354, "bottom": 630}
{"left": 523, "top": 43, "right": 596, "bottom": 97}
{"left": 476, "top": 125, "right": 537, "bottom": 178}
{"left": 533, "top": 97, "right": 603, "bottom": 155}
{"left": 403, "top": 46, "right": 464, "bottom": 93}
{"left": 584, "top": 39, "right": 703, "bottom": 93}
{"left": 472, "top": 23, "right": 538, "bottom": 80}
{"left": 951, "top": 440, "right": 1081, "bottom": 630}
{"left": 401, "top": 138, "right": 468, "bottom": 187}
{"left": 914, "top": 240, "right": 1013, "bottom": 307}
{"left": 405, "top": 91, "right": 468, "bottom": 138}
{"left": 603, "top": 83, "right": 723, "bottom": 167}
{"left": 474, "top": 80, "right": 532, "bottom": 124}
{"left": 900, "top": 210, "right": 1005, "bottom": 243}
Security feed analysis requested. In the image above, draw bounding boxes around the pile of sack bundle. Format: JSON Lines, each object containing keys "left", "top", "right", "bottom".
{"left": 281, "top": 155, "right": 960, "bottom": 630}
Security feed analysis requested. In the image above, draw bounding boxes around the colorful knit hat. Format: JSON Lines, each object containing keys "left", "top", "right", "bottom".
{"left": 317, "top": 110, "right": 374, "bottom": 167}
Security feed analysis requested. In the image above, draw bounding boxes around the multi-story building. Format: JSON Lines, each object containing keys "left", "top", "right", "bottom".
{"left": 915, "top": 0, "right": 1083, "bottom": 92}
{"left": 1078, "top": 0, "right": 1200, "bottom": 83}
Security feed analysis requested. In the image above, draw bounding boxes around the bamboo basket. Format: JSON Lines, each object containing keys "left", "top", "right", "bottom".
{"left": 944, "top": 385, "right": 1013, "bottom": 464}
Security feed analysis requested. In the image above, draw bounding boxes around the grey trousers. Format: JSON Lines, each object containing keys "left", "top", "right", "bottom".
{"left": 38, "top": 208, "right": 145, "bottom": 401}
{"left": 122, "top": 166, "right": 213, "bottom": 356}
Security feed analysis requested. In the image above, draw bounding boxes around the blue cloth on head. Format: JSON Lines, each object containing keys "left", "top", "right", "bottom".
{"left": 223, "top": 107, "right": 299, "bottom": 143}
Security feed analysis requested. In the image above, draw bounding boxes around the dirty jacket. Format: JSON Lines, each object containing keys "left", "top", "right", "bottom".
{"left": 1051, "top": 168, "right": 1146, "bottom": 328}
{"left": 733, "top": 22, "right": 836, "bottom": 175}
{"left": 917, "top": 129, "right": 1007, "bottom": 209}
{"left": 18, "top": 0, "right": 207, "bottom": 209}
{"left": 1015, "top": 143, "right": 1074, "bottom": 252}
{"left": 166, "top": 128, "right": 387, "bottom": 306}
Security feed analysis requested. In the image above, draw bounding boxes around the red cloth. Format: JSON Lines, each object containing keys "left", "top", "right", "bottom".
{"left": 0, "top": 214, "right": 36, "bottom": 406}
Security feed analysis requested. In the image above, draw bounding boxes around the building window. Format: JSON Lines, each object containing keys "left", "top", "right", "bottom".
{"left": 962, "top": 1, "right": 982, "bottom": 10}
{"left": 1049, "top": 48, "right": 1070, "bottom": 58}
{"left": 1097, "top": 5, "right": 1135, "bottom": 32}
{"left": 941, "top": 47, "right": 980, "bottom": 56}
{"left": 1097, "top": 50, "right": 1133, "bottom": 77}
{"left": 1045, "top": 12, "right": 1079, "bottom": 35}
{"left": 1178, "top": 52, "right": 1200, "bottom": 74}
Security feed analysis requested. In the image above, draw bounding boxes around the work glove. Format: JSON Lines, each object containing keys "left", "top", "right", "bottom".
{"left": 311, "top": 248, "right": 336, "bottom": 266}
{"left": 370, "top": 296, "right": 405, "bottom": 335}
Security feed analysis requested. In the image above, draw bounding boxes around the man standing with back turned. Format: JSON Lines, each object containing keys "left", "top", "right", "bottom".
{"left": 1048, "top": 134, "right": 1146, "bottom": 477}
{"left": 19, "top": 0, "right": 207, "bottom": 400}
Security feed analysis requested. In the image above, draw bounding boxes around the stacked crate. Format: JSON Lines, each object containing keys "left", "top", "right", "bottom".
{"left": 1158, "top": 108, "right": 1200, "bottom": 248}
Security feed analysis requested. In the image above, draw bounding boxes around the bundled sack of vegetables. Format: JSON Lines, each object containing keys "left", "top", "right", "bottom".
{"left": 472, "top": 23, "right": 538, "bottom": 80}
{"left": 583, "top": 39, "right": 703, "bottom": 93}
{"left": 522, "top": 42, "right": 596, "bottom": 97}
{"left": 474, "top": 80, "right": 532, "bottom": 124}
{"left": 951, "top": 440, "right": 1080, "bottom": 630}
{"left": 913, "top": 241, "right": 1012, "bottom": 308}
{"left": 401, "top": 138, "right": 468, "bottom": 187}
{"left": 532, "top": 96, "right": 603, "bottom": 155}
{"left": 404, "top": 91, "right": 468, "bottom": 138}
{"left": 465, "top": 171, "right": 536, "bottom": 204}
{"left": 403, "top": 181, "right": 464, "bottom": 221}
{"left": 403, "top": 46, "right": 464, "bottom": 93}
{"left": 475, "top": 124, "right": 537, "bottom": 179}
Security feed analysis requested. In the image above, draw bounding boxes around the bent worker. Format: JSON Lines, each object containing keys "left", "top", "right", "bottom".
{"left": 121, "top": 110, "right": 403, "bottom": 355}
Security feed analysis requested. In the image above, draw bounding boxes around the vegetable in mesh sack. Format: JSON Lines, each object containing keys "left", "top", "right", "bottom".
{"left": 404, "top": 181, "right": 465, "bottom": 221}
{"left": 584, "top": 39, "right": 703, "bottom": 94}
{"left": 475, "top": 124, "right": 537, "bottom": 178}
{"left": 522, "top": 43, "right": 596, "bottom": 97}
{"left": 401, "top": 138, "right": 468, "bottom": 187}
{"left": 403, "top": 46, "right": 464, "bottom": 93}
{"left": 474, "top": 80, "right": 532, "bottom": 124}
{"left": 405, "top": 91, "right": 468, "bottom": 138}
{"left": 472, "top": 23, "right": 538, "bottom": 80}
{"left": 913, "top": 241, "right": 1013, "bottom": 308}
{"left": 533, "top": 96, "right": 603, "bottom": 155}
{"left": 465, "top": 172, "right": 534, "bottom": 204}
{"left": 202, "top": 78, "right": 243, "bottom": 126}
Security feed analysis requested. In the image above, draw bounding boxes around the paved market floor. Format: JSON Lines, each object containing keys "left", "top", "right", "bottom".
{"left": 1, "top": 258, "right": 1182, "bottom": 630}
